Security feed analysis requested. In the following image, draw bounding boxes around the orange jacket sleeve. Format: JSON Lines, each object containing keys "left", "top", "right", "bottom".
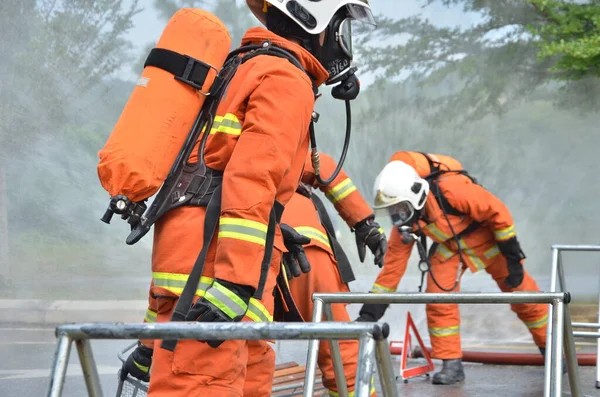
{"left": 215, "top": 60, "right": 314, "bottom": 290}
{"left": 371, "top": 227, "right": 414, "bottom": 292}
{"left": 302, "top": 152, "right": 373, "bottom": 228}
{"left": 443, "top": 179, "right": 517, "bottom": 242}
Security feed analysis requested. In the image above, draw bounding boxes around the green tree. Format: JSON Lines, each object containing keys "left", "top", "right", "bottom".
{"left": 356, "top": 0, "right": 600, "bottom": 127}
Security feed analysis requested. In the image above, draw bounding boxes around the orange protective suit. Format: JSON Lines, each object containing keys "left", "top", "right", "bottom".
{"left": 370, "top": 151, "right": 548, "bottom": 360}
{"left": 144, "top": 27, "right": 329, "bottom": 397}
{"left": 302, "top": 152, "right": 373, "bottom": 228}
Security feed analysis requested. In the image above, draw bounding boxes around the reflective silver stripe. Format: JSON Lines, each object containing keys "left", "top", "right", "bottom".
{"left": 205, "top": 282, "right": 249, "bottom": 319}
{"left": 152, "top": 272, "right": 212, "bottom": 296}
{"left": 218, "top": 218, "right": 268, "bottom": 245}
{"left": 436, "top": 244, "right": 455, "bottom": 259}
{"left": 494, "top": 225, "right": 516, "bottom": 241}
{"left": 295, "top": 226, "right": 331, "bottom": 249}
{"left": 424, "top": 223, "right": 451, "bottom": 242}
{"left": 325, "top": 178, "right": 357, "bottom": 203}
{"left": 484, "top": 245, "right": 500, "bottom": 258}
{"left": 246, "top": 301, "right": 272, "bottom": 322}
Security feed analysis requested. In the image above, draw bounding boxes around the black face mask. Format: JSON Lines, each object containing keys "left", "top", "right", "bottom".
{"left": 266, "top": 5, "right": 360, "bottom": 99}
{"left": 317, "top": 8, "right": 354, "bottom": 85}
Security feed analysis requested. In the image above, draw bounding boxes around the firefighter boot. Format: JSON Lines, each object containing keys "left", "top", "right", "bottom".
{"left": 431, "top": 358, "right": 465, "bottom": 385}
{"left": 539, "top": 347, "right": 567, "bottom": 374}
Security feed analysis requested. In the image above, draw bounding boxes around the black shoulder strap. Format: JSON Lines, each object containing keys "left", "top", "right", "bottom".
{"left": 309, "top": 194, "right": 356, "bottom": 284}
{"left": 419, "top": 152, "right": 470, "bottom": 217}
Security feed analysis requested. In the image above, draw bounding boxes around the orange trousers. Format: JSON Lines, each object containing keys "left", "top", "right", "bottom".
{"left": 148, "top": 296, "right": 276, "bottom": 397}
{"left": 426, "top": 253, "right": 549, "bottom": 359}
{"left": 244, "top": 246, "right": 376, "bottom": 396}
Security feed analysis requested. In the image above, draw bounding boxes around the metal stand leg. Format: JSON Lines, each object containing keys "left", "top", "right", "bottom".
{"left": 375, "top": 339, "right": 399, "bottom": 397}
{"left": 596, "top": 266, "right": 600, "bottom": 389}
{"left": 324, "top": 303, "right": 349, "bottom": 397}
{"left": 47, "top": 335, "right": 72, "bottom": 397}
{"left": 550, "top": 300, "right": 564, "bottom": 397}
{"left": 545, "top": 247, "right": 560, "bottom": 397}
{"left": 355, "top": 333, "right": 376, "bottom": 397}
{"left": 304, "top": 298, "right": 324, "bottom": 397}
{"left": 562, "top": 302, "right": 583, "bottom": 397}
{"left": 76, "top": 339, "right": 103, "bottom": 397}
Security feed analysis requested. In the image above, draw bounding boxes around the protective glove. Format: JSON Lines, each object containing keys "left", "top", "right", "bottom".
{"left": 355, "top": 302, "right": 389, "bottom": 322}
{"left": 280, "top": 223, "right": 312, "bottom": 279}
{"left": 185, "top": 279, "right": 254, "bottom": 348}
{"left": 353, "top": 216, "right": 387, "bottom": 268}
{"left": 120, "top": 342, "right": 153, "bottom": 382}
{"left": 497, "top": 236, "right": 525, "bottom": 288}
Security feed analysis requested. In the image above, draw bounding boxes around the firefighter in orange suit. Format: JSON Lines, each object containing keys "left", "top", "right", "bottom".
{"left": 356, "top": 151, "right": 549, "bottom": 385}
{"left": 260, "top": 152, "right": 385, "bottom": 396}
{"left": 118, "top": 1, "right": 376, "bottom": 396}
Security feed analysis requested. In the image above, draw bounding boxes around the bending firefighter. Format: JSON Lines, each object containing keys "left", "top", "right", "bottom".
{"left": 356, "top": 151, "right": 549, "bottom": 385}
{"left": 264, "top": 152, "right": 386, "bottom": 396}
{"left": 113, "top": 1, "right": 376, "bottom": 396}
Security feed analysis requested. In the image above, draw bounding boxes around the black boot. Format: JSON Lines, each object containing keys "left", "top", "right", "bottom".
{"left": 539, "top": 347, "right": 567, "bottom": 374}
{"left": 432, "top": 358, "right": 465, "bottom": 385}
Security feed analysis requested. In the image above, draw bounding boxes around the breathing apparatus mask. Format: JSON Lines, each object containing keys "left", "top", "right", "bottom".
{"left": 382, "top": 201, "right": 418, "bottom": 244}
{"left": 265, "top": 2, "right": 375, "bottom": 185}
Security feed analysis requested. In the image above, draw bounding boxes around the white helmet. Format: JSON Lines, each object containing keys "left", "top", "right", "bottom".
{"left": 373, "top": 161, "right": 430, "bottom": 226}
{"left": 247, "top": 0, "right": 375, "bottom": 35}
{"left": 246, "top": 0, "right": 376, "bottom": 84}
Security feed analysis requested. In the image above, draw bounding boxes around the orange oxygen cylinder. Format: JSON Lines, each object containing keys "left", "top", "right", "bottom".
{"left": 389, "top": 152, "right": 464, "bottom": 177}
{"left": 97, "top": 8, "right": 232, "bottom": 203}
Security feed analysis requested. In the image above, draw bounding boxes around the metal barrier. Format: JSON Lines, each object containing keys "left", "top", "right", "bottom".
{"left": 46, "top": 321, "right": 395, "bottom": 397}
{"left": 548, "top": 244, "right": 600, "bottom": 390}
{"left": 305, "top": 291, "right": 580, "bottom": 397}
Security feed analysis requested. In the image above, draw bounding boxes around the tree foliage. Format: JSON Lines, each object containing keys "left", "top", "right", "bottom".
{"left": 355, "top": 0, "right": 600, "bottom": 127}
{"left": 528, "top": 0, "right": 600, "bottom": 79}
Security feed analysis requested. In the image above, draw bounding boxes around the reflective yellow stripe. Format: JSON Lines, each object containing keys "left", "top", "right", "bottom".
{"left": 466, "top": 254, "right": 486, "bottom": 271}
{"left": 152, "top": 272, "right": 272, "bottom": 322}
{"left": 436, "top": 244, "right": 455, "bottom": 259}
{"left": 424, "top": 223, "right": 451, "bottom": 241}
{"left": 133, "top": 360, "right": 149, "bottom": 373}
{"left": 328, "top": 376, "right": 376, "bottom": 396}
{"left": 525, "top": 314, "right": 549, "bottom": 329}
{"left": 152, "top": 272, "right": 213, "bottom": 297}
{"left": 494, "top": 225, "right": 516, "bottom": 241}
{"left": 144, "top": 309, "right": 157, "bottom": 323}
{"left": 246, "top": 300, "right": 273, "bottom": 322}
{"left": 371, "top": 283, "right": 395, "bottom": 293}
{"left": 218, "top": 218, "right": 268, "bottom": 245}
{"left": 484, "top": 245, "right": 500, "bottom": 259}
{"left": 205, "top": 281, "right": 249, "bottom": 319}
{"left": 458, "top": 239, "right": 485, "bottom": 271}
{"left": 295, "top": 226, "right": 331, "bottom": 249}
{"left": 202, "top": 113, "right": 242, "bottom": 136}
{"left": 429, "top": 325, "right": 460, "bottom": 337}
{"left": 325, "top": 178, "right": 357, "bottom": 203}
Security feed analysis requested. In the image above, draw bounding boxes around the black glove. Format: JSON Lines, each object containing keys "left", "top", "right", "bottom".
{"left": 120, "top": 342, "right": 153, "bottom": 382}
{"left": 280, "top": 223, "right": 312, "bottom": 279}
{"left": 353, "top": 216, "right": 387, "bottom": 268}
{"left": 355, "top": 303, "right": 389, "bottom": 322}
{"left": 185, "top": 279, "right": 254, "bottom": 348}
{"left": 497, "top": 236, "right": 525, "bottom": 288}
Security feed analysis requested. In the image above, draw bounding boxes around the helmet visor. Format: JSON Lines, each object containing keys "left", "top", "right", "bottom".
{"left": 337, "top": 17, "right": 353, "bottom": 58}
{"left": 346, "top": 4, "right": 376, "bottom": 26}
{"left": 387, "top": 201, "right": 415, "bottom": 226}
